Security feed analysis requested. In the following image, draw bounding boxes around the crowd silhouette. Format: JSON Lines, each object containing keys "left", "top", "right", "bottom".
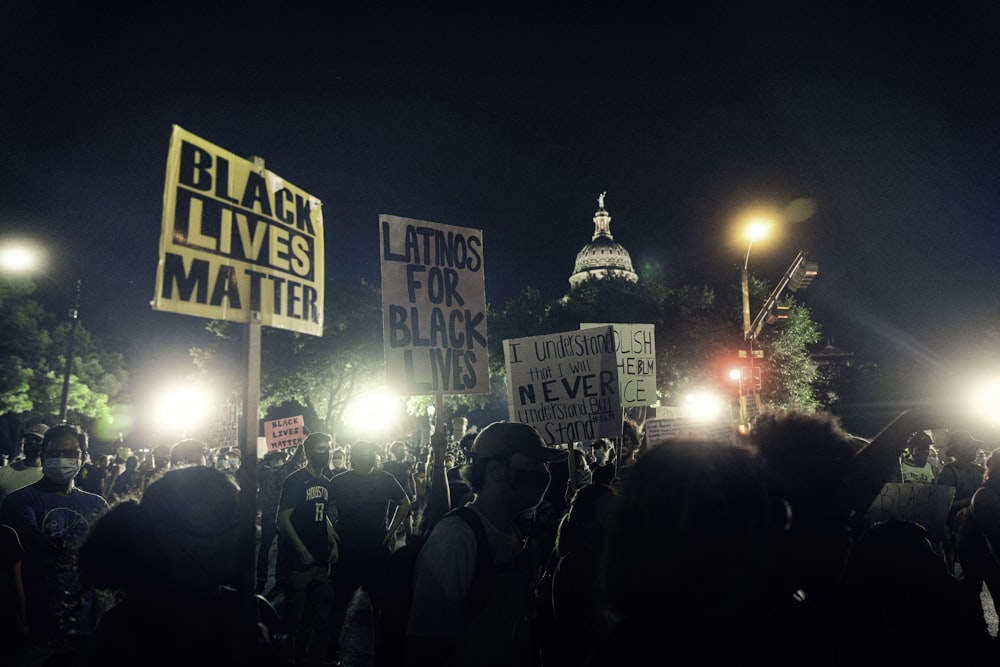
{"left": 2, "top": 407, "right": 1000, "bottom": 666}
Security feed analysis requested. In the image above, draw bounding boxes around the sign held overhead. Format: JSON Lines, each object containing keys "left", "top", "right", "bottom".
{"left": 380, "top": 214, "right": 489, "bottom": 395}
{"left": 153, "top": 125, "right": 325, "bottom": 336}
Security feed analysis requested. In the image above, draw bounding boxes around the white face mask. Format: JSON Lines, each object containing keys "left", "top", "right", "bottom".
{"left": 44, "top": 457, "right": 81, "bottom": 484}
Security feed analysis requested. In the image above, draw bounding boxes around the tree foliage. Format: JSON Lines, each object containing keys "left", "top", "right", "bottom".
{"left": 0, "top": 278, "right": 128, "bottom": 428}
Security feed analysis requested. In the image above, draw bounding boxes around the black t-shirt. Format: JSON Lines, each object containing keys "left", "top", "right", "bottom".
{"left": 279, "top": 467, "right": 331, "bottom": 561}
{"left": 327, "top": 470, "right": 406, "bottom": 549}
{"left": 381, "top": 459, "right": 414, "bottom": 497}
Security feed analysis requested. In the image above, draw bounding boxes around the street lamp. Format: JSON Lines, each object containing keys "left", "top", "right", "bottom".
{"left": 0, "top": 238, "right": 79, "bottom": 423}
{"left": 741, "top": 219, "right": 771, "bottom": 339}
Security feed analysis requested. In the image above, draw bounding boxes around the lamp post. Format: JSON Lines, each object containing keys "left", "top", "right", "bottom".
{"left": 0, "top": 239, "right": 79, "bottom": 424}
{"left": 737, "top": 219, "right": 771, "bottom": 431}
{"left": 741, "top": 220, "right": 771, "bottom": 339}
{"left": 59, "top": 279, "right": 81, "bottom": 423}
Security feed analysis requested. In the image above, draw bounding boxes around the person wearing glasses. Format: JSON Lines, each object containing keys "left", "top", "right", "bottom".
{"left": 0, "top": 424, "right": 109, "bottom": 651}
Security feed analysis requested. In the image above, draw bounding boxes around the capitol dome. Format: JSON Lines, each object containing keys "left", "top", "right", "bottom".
{"left": 568, "top": 193, "right": 638, "bottom": 288}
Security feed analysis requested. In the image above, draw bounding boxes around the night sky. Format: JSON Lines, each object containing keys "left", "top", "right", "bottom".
{"left": 3, "top": 3, "right": 1000, "bottom": 412}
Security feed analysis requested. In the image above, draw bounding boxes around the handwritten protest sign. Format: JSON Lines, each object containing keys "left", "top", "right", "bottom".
{"left": 153, "top": 126, "right": 324, "bottom": 335}
{"left": 504, "top": 326, "right": 622, "bottom": 445}
{"left": 865, "top": 482, "right": 955, "bottom": 544}
{"left": 644, "top": 416, "right": 733, "bottom": 447}
{"left": 380, "top": 215, "right": 488, "bottom": 395}
{"left": 208, "top": 401, "right": 239, "bottom": 451}
{"left": 264, "top": 415, "right": 305, "bottom": 452}
{"left": 581, "top": 323, "right": 656, "bottom": 407}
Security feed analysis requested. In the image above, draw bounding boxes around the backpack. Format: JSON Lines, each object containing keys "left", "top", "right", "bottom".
{"left": 373, "top": 505, "right": 495, "bottom": 667}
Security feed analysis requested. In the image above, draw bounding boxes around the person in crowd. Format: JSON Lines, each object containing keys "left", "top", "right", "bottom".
{"left": 169, "top": 438, "right": 208, "bottom": 467}
{"left": 77, "top": 454, "right": 111, "bottom": 498}
{"left": 326, "top": 440, "right": 410, "bottom": 666}
{"left": 589, "top": 438, "right": 616, "bottom": 486}
{"left": 257, "top": 445, "right": 303, "bottom": 595}
{"left": 1, "top": 523, "right": 28, "bottom": 661}
{"left": 590, "top": 438, "right": 784, "bottom": 665}
{"left": 108, "top": 454, "right": 140, "bottom": 501}
{"left": 382, "top": 440, "right": 415, "bottom": 546}
{"left": 0, "top": 424, "right": 47, "bottom": 502}
{"left": 406, "top": 421, "right": 566, "bottom": 666}
{"left": 75, "top": 466, "right": 283, "bottom": 666}
{"left": 900, "top": 431, "right": 936, "bottom": 484}
{"left": 750, "top": 410, "right": 857, "bottom": 609}
{"left": 135, "top": 444, "right": 172, "bottom": 495}
{"left": 834, "top": 519, "right": 993, "bottom": 663}
{"left": 0, "top": 424, "right": 109, "bottom": 651}
{"left": 328, "top": 447, "right": 348, "bottom": 475}
{"left": 546, "top": 483, "right": 618, "bottom": 667}
{"left": 956, "top": 449, "right": 1000, "bottom": 626}
{"left": 277, "top": 433, "right": 337, "bottom": 666}
{"left": 937, "top": 431, "right": 987, "bottom": 573}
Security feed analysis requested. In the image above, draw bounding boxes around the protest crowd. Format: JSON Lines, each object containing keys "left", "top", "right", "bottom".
{"left": 3, "top": 407, "right": 1000, "bottom": 666}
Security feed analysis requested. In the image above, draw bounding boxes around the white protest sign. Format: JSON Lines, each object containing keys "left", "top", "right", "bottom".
{"left": 581, "top": 323, "right": 656, "bottom": 407}
{"left": 866, "top": 482, "right": 955, "bottom": 544}
{"left": 380, "top": 215, "right": 488, "bottom": 395}
{"left": 504, "top": 326, "right": 622, "bottom": 445}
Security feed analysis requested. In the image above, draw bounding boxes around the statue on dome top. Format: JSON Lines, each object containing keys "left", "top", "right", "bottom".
{"left": 598, "top": 191, "right": 606, "bottom": 209}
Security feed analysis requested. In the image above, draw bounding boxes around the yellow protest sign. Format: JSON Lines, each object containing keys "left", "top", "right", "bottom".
{"left": 153, "top": 126, "right": 324, "bottom": 336}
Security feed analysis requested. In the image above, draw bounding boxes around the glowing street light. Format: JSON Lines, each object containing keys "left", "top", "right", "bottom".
{"left": 0, "top": 240, "right": 45, "bottom": 274}
{"left": 0, "top": 238, "right": 78, "bottom": 423}
{"left": 151, "top": 383, "right": 214, "bottom": 438}
{"left": 741, "top": 218, "right": 773, "bottom": 338}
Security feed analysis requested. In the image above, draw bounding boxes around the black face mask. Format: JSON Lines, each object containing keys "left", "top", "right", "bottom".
{"left": 509, "top": 468, "right": 551, "bottom": 503}
{"left": 307, "top": 452, "right": 330, "bottom": 472}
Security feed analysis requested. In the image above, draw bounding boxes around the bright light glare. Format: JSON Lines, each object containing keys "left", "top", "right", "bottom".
{"left": 0, "top": 240, "right": 45, "bottom": 274}
{"left": 152, "top": 384, "right": 213, "bottom": 437}
{"left": 744, "top": 219, "right": 771, "bottom": 242}
{"left": 685, "top": 391, "right": 725, "bottom": 422}
{"left": 968, "top": 377, "right": 1000, "bottom": 427}
{"left": 345, "top": 390, "right": 404, "bottom": 436}
{"left": 729, "top": 369, "right": 742, "bottom": 381}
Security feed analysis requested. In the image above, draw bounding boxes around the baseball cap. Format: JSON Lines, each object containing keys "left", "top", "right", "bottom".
{"left": 471, "top": 422, "right": 568, "bottom": 463}
{"left": 24, "top": 424, "right": 49, "bottom": 439}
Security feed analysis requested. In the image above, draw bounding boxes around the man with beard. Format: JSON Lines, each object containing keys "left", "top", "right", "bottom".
{"left": 406, "top": 421, "right": 566, "bottom": 666}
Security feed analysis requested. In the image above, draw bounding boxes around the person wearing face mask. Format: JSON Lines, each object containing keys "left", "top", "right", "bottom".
{"left": 325, "top": 440, "right": 410, "bottom": 666}
{"left": 0, "top": 424, "right": 108, "bottom": 651}
{"left": 406, "top": 421, "right": 567, "bottom": 667}
{"left": 277, "top": 432, "right": 338, "bottom": 666}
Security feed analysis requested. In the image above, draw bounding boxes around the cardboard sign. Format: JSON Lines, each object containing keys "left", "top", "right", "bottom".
{"left": 208, "top": 401, "right": 239, "bottom": 451}
{"left": 581, "top": 323, "right": 656, "bottom": 407}
{"left": 153, "top": 126, "right": 324, "bottom": 336}
{"left": 504, "top": 326, "right": 622, "bottom": 445}
{"left": 644, "top": 416, "right": 733, "bottom": 447}
{"left": 865, "top": 482, "right": 955, "bottom": 544}
{"left": 264, "top": 415, "right": 305, "bottom": 451}
{"left": 380, "top": 214, "right": 488, "bottom": 395}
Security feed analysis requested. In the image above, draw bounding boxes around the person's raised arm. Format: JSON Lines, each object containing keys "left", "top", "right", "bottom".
{"left": 424, "top": 426, "right": 452, "bottom": 532}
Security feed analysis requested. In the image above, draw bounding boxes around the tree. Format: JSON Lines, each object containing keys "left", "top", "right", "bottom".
{"left": 0, "top": 277, "right": 128, "bottom": 431}
{"left": 757, "top": 300, "right": 822, "bottom": 410}
{"left": 192, "top": 279, "right": 386, "bottom": 435}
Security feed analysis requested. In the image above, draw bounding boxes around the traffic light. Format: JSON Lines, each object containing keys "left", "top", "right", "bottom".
{"left": 788, "top": 260, "right": 818, "bottom": 291}
{"left": 765, "top": 304, "right": 790, "bottom": 324}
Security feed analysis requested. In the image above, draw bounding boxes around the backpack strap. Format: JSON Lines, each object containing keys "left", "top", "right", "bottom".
{"left": 452, "top": 506, "right": 499, "bottom": 618}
